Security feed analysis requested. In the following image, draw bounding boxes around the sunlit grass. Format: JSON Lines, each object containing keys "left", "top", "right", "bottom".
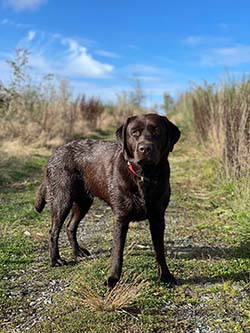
{"left": 70, "top": 273, "right": 149, "bottom": 312}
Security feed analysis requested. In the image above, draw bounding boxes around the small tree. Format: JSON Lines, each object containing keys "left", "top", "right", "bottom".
{"left": 130, "top": 77, "right": 145, "bottom": 109}
{"left": 6, "top": 48, "right": 30, "bottom": 95}
{"left": 162, "top": 92, "right": 174, "bottom": 115}
{"left": 79, "top": 95, "right": 104, "bottom": 131}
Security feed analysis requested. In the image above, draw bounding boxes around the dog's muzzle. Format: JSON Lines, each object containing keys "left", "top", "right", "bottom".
{"left": 136, "top": 142, "right": 158, "bottom": 165}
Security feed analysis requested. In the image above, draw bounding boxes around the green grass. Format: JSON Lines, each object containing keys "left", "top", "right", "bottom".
{"left": 0, "top": 135, "right": 250, "bottom": 333}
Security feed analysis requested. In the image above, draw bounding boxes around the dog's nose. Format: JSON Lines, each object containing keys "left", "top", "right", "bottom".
{"left": 138, "top": 143, "right": 153, "bottom": 154}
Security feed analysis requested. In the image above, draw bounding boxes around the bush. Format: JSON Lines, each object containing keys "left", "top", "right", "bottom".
{"left": 79, "top": 95, "right": 104, "bottom": 131}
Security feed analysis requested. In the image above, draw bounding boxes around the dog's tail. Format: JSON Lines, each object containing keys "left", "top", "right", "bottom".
{"left": 35, "top": 182, "right": 47, "bottom": 213}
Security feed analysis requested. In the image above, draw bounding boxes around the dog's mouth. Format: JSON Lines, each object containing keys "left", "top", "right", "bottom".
{"left": 137, "top": 158, "right": 156, "bottom": 166}
{"left": 136, "top": 153, "right": 161, "bottom": 166}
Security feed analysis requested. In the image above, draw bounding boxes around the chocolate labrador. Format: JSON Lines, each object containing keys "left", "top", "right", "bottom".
{"left": 35, "top": 113, "right": 180, "bottom": 287}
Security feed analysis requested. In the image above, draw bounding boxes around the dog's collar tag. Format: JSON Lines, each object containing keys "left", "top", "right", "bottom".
{"left": 127, "top": 161, "right": 144, "bottom": 182}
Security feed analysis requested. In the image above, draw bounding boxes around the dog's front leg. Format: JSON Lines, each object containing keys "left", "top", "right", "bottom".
{"left": 106, "top": 217, "right": 129, "bottom": 288}
{"left": 149, "top": 217, "right": 177, "bottom": 286}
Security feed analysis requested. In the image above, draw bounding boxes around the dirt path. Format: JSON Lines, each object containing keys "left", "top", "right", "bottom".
{"left": 1, "top": 138, "right": 249, "bottom": 333}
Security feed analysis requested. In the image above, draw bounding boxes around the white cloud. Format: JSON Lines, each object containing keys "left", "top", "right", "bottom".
{"left": 200, "top": 45, "right": 250, "bottom": 66}
{"left": 0, "top": 21, "right": 185, "bottom": 103}
{"left": 126, "top": 64, "right": 171, "bottom": 76}
{"left": 95, "top": 50, "right": 121, "bottom": 59}
{"left": 0, "top": 18, "right": 114, "bottom": 79}
{"left": 155, "top": 55, "right": 176, "bottom": 64}
{"left": 0, "top": 17, "right": 31, "bottom": 29}
{"left": 28, "top": 52, "right": 53, "bottom": 74}
{"left": 129, "top": 64, "right": 160, "bottom": 74}
{"left": 27, "top": 30, "right": 36, "bottom": 41}
{"left": 4, "top": 0, "right": 46, "bottom": 11}
{"left": 123, "top": 64, "right": 173, "bottom": 87}
{"left": 183, "top": 35, "right": 231, "bottom": 47}
{"left": 0, "top": 38, "right": 114, "bottom": 82}
{"left": 183, "top": 35, "right": 204, "bottom": 46}
{"left": 61, "top": 38, "right": 114, "bottom": 78}
{"left": 128, "top": 44, "right": 139, "bottom": 50}
{"left": 136, "top": 76, "right": 163, "bottom": 83}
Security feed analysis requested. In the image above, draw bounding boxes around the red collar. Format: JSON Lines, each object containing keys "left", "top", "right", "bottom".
{"left": 127, "top": 161, "right": 144, "bottom": 181}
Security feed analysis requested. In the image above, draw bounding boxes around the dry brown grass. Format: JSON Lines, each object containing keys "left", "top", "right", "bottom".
{"left": 0, "top": 49, "right": 148, "bottom": 146}
{"left": 1, "top": 139, "right": 49, "bottom": 157}
{"left": 71, "top": 274, "right": 148, "bottom": 312}
{"left": 189, "top": 79, "right": 250, "bottom": 177}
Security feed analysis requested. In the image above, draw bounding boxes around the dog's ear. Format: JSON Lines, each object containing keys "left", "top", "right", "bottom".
{"left": 115, "top": 124, "right": 125, "bottom": 148}
{"left": 116, "top": 116, "right": 136, "bottom": 159}
{"left": 161, "top": 116, "right": 181, "bottom": 152}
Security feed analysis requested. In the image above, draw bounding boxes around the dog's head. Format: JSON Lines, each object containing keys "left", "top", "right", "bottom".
{"left": 116, "top": 113, "right": 180, "bottom": 166}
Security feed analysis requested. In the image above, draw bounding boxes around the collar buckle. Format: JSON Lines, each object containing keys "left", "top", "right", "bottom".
{"left": 127, "top": 161, "right": 143, "bottom": 182}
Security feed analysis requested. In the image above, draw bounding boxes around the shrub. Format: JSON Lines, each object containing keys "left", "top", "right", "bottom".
{"left": 79, "top": 95, "right": 105, "bottom": 131}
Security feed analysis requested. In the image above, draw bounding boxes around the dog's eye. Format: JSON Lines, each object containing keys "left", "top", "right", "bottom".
{"left": 155, "top": 127, "right": 161, "bottom": 135}
{"left": 152, "top": 127, "right": 161, "bottom": 136}
{"left": 131, "top": 129, "right": 140, "bottom": 137}
{"left": 148, "top": 125, "right": 161, "bottom": 136}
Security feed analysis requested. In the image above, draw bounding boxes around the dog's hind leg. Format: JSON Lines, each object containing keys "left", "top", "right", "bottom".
{"left": 66, "top": 197, "right": 93, "bottom": 260}
{"left": 49, "top": 197, "right": 72, "bottom": 267}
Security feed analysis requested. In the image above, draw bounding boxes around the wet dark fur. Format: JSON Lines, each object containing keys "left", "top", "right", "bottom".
{"left": 35, "top": 114, "right": 180, "bottom": 287}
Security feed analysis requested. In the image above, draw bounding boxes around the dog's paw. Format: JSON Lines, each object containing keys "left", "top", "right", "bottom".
{"left": 75, "top": 247, "right": 91, "bottom": 262}
{"left": 75, "top": 247, "right": 91, "bottom": 259}
{"left": 51, "top": 258, "right": 68, "bottom": 267}
{"left": 104, "top": 276, "right": 119, "bottom": 289}
{"left": 160, "top": 273, "right": 177, "bottom": 287}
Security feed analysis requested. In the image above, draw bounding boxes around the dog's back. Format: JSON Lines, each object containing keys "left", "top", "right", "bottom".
{"left": 35, "top": 138, "right": 118, "bottom": 212}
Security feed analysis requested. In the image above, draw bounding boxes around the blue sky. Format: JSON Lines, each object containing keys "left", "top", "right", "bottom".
{"left": 1, "top": 0, "right": 250, "bottom": 106}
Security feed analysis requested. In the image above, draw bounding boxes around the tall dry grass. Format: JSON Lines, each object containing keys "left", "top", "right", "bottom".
{"left": 189, "top": 79, "right": 250, "bottom": 178}
{"left": 0, "top": 73, "right": 106, "bottom": 145}
{"left": 0, "top": 48, "right": 145, "bottom": 146}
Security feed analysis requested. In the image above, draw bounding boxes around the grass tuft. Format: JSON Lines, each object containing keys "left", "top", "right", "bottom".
{"left": 71, "top": 274, "right": 149, "bottom": 312}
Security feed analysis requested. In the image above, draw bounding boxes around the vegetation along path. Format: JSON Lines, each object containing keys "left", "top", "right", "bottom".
{"left": 0, "top": 129, "right": 249, "bottom": 333}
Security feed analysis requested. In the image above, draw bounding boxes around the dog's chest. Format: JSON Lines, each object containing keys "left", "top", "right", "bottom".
{"left": 130, "top": 183, "right": 158, "bottom": 221}
{"left": 131, "top": 191, "right": 147, "bottom": 221}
